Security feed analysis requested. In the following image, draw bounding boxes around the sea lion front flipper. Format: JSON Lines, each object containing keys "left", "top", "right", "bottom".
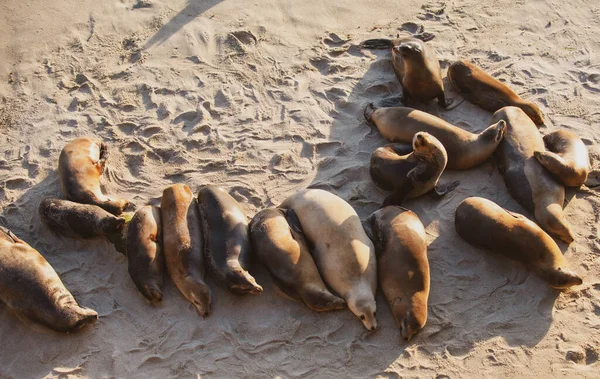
{"left": 97, "top": 142, "right": 109, "bottom": 174}
{"left": 361, "top": 213, "right": 376, "bottom": 242}
{"left": 432, "top": 180, "right": 460, "bottom": 197}
{"left": 533, "top": 150, "right": 573, "bottom": 182}
{"left": 285, "top": 208, "right": 304, "bottom": 234}
{"left": 390, "top": 142, "right": 414, "bottom": 156}
{"left": 382, "top": 181, "right": 414, "bottom": 207}
{"left": 359, "top": 38, "right": 395, "bottom": 49}
{"left": 379, "top": 95, "right": 404, "bottom": 108}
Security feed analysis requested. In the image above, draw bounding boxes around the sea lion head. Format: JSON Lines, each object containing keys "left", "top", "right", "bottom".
{"left": 348, "top": 294, "right": 378, "bottom": 331}
{"left": 546, "top": 267, "right": 583, "bottom": 290}
{"left": 480, "top": 119, "right": 506, "bottom": 144}
{"left": 227, "top": 269, "right": 264, "bottom": 295}
{"left": 182, "top": 279, "right": 212, "bottom": 317}
{"left": 390, "top": 297, "right": 427, "bottom": 342}
{"left": 412, "top": 132, "right": 448, "bottom": 165}
{"left": 394, "top": 41, "right": 423, "bottom": 58}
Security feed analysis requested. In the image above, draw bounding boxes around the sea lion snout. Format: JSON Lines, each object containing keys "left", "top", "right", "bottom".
{"left": 548, "top": 267, "right": 583, "bottom": 289}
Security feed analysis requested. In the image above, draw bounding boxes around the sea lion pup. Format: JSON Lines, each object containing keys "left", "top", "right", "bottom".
{"left": 493, "top": 106, "right": 575, "bottom": 243}
{"left": 58, "top": 137, "right": 129, "bottom": 215}
{"left": 533, "top": 130, "right": 590, "bottom": 187}
{"left": 365, "top": 104, "right": 506, "bottom": 170}
{"left": 0, "top": 226, "right": 98, "bottom": 332}
{"left": 363, "top": 206, "right": 429, "bottom": 341}
{"left": 161, "top": 184, "right": 211, "bottom": 316}
{"left": 360, "top": 36, "right": 448, "bottom": 107}
{"left": 455, "top": 197, "right": 582, "bottom": 289}
{"left": 39, "top": 197, "right": 126, "bottom": 239}
{"left": 249, "top": 208, "right": 346, "bottom": 311}
{"left": 280, "top": 189, "right": 378, "bottom": 331}
{"left": 126, "top": 205, "right": 164, "bottom": 302}
{"left": 370, "top": 132, "right": 458, "bottom": 206}
{"left": 197, "top": 185, "right": 262, "bottom": 295}
{"left": 447, "top": 60, "right": 544, "bottom": 126}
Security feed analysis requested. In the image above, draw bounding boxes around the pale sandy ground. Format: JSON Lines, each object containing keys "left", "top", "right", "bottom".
{"left": 1, "top": 0, "right": 599, "bottom": 378}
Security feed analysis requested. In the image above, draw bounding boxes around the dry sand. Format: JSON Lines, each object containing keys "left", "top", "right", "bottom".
{"left": 1, "top": 0, "right": 600, "bottom": 377}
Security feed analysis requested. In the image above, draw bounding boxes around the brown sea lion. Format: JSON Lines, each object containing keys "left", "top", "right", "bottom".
{"left": 455, "top": 197, "right": 582, "bottom": 289}
{"left": 126, "top": 205, "right": 164, "bottom": 302}
{"left": 492, "top": 106, "right": 574, "bottom": 243}
{"left": 39, "top": 197, "right": 125, "bottom": 239}
{"left": 370, "top": 132, "right": 458, "bottom": 206}
{"left": 197, "top": 185, "right": 262, "bottom": 295}
{"left": 365, "top": 104, "right": 506, "bottom": 170}
{"left": 534, "top": 130, "right": 590, "bottom": 187}
{"left": 0, "top": 226, "right": 98, "bottom": 332}
{"left": 360, "top": 36, "right": 448, "bottom": 107}
{"left": 58, "top": 137, "right": 129, "bottom": 215}
{"left": 249, "top": 208, "right": 346, "bottom": 311}
{"left": 280, "top": 189, "right": 378, "bottom": 331}
{"left": 161, "top": 184, "right": 211, "bottom": 316}
{"left": 363, "top": 206, "right": 429, "bottom": 341}
{"left": 447, "top": 60, "right": 544, "bottom": 126}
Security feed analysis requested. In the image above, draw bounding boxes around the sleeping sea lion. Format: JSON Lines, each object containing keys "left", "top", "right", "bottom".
{"left": 161, "top": 184, "right": 211, "bottom": 316}
{"left": 197, "top": 185, "right": 262, "bottom": 295}
{"left": 126, "top": 205, "right": 164, "bottom": 302}
{"left": 365, "top": 104, "right": 506, "bottom": 170}
{"left": 58, "top": 137, "right": 129, "bottom": 215}
{"left": 447, "top": 60, "right": 544, "bottom": 125}
{"left": 455, "top": 197, "right": 582, "bottom": 289}
{"left": 0, "top": 226, "right": 98, "bottom": 332}
{"left": 249, "top": 208, "right": 346, "bottom": 311}
{"left": 39, "top": 197, "right": 125, "bottom": 239}
{"left": 363, "top": 206, "right": 429, "bottom": 341}
{"left": 534, "top": 129, "right": 590, "bottom": 187}
{"left": 493, "top": 106, "right": 574, "bottom": 243}
{"left": 280, "top": 189, "right": 378, "bottom": 331}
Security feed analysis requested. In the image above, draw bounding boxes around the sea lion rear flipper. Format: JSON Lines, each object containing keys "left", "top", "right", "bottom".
{"left": 533, "top": 150, "right": 573, "bottom": 182}
{"left": 97, "top": 142, "right": 109, "bottom": 174}
{"left": 359, "top": 38, "right": 395, "bottom": 49}
{"left": 285, "top": 208, "right": 304, "bottom": 234}
{"left": 432, "top": 180, "right": 460, "bottom": 197}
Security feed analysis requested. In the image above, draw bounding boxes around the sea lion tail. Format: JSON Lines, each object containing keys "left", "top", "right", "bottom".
{"left": 359, "top": 38, "right": 395, "bottom": 49}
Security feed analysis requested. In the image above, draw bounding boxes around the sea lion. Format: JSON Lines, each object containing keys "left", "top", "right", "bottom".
{"left": 197, "top": 185, "right": 262, "bottom": 295}
{"left": 455, "top": 197, "right": 582, "bottom": 289}
{"left": 363, "top": 206, "right": 429, "bottom": 341}
{"left": 249, "top": 208, "right": 346, "bottom": 311}
{"left": 534, "top": 130, "right": 590, "bottom": 187}
{"left": 126, "top": 205, "right": 164, "bottom": 302}
{"left": 365, "top": 104, "right": 506, "bottom": 170}
{"left": 493, "top": 106, "right": 574, "bottom": 243}
{"left": 447, "top": 60, "right": 544, "bottom": 126}
{"left": 370, "top": 131, "right": 458, "bottom": 206}
{"left": 39, "top": 197, "right": 126, "bottom": 239}
{"left": 360, "top": 36, "right": 448, "bottom": 107}
{"left": 161, "top": 184, "right": 211, "bottom": 316}
{"left": 58, "top": 137, "right": 129, "bottom": 215}
{"left": 280, "top": 189, "right": 378, "bottom": 331}
{"left": 0, "top": 226, "right": 98, "bottom": 332}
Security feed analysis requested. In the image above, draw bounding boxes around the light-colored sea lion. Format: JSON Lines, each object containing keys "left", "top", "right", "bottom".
{"left": 58, "top": 137, "right": 129, "bottom": 215}
{"left": 534, "top": 130, "right": 590, "bottom": 187}
{"left": 197, "top": 185, "right": 262, "bottom": 295}
{"left": 370, "top": 132, "right": 458, "bottom": 206}
{"left": 0, "top": 226, "right": 98, "bottom": 332}
{"left": 161, "top": 184, "right": 211, "bottom": 316}
{"left": 455, "top": 197, "right": 582, "bottom": 289}
{"left": 39, "top": 197, "right": 126, "bottom": 239}
{"left": 280, "top": 189, "right": 378, "bottom": 331}
{"left": 126, "top": 205, "right": 164, "bottom": 302}
{"left": 493, "top": 106, "right": 574, "bottom": 243}
{"left": 360, "top": 36, "right": 448, "bottom": 107}
{"left": 363, "top": 206, "right": 429, "bottom": 341}
{"left": 249, "top": 208, "right": 346, "bottom": 311}
{"left": 447, "top": 60, "right": 545, "bottom": 126}
{"left": 365, "top": 104, "right": 506, "bottom": 170}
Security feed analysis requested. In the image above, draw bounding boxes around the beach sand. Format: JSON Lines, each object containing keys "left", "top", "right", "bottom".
{"left": 0, "top": 0, "right": 599, "bottom": 377}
